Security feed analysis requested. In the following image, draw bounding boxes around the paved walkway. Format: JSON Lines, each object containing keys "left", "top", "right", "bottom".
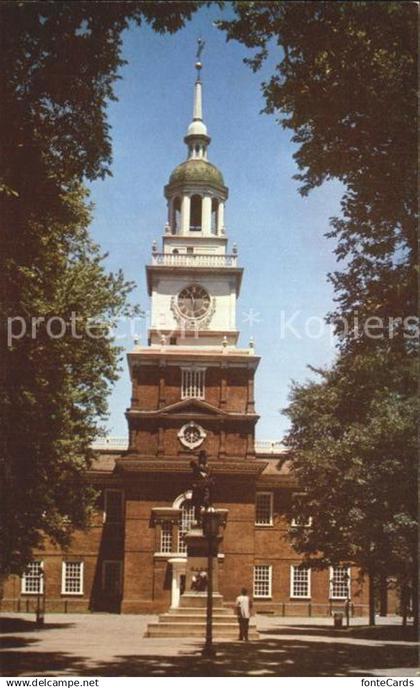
{"left": 0, "top": 613, "right": 417, "bottom": 677}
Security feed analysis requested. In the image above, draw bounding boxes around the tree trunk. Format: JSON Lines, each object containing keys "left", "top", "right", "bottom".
{"left": 379, "top": 575, "right": 388, "bottom": 616}
{"left": 412, "top": 557, "right": 418, "bottom": 634}
{"left": 368, "top": 572, "right": 376, "bottom": 626}
{"left": 401, "top": 582, "right": 408, "bottom": 627}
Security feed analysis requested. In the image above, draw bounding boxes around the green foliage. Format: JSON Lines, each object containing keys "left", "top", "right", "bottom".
{"left": 218, "top": 1, "right": 418, "bottom": 614}
{"left": 218, "top": 1, "right": 417, "bottom": 348}
{"left": 1, "top": 184, "right": 139, "bottom": 575}
{"left": 0, "top": 1, "right": 204, "bottom": 576}
{"left": 284, "top": 353, "right": 417, "bottom": 582}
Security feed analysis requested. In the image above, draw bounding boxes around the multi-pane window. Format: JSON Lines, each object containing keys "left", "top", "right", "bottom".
{"left": 104, "top": 489, "right": 123, "bottom": 523}
{"left": 330, "top": 566, "right": 351, "bottom": 599}
{"left": 160, "top": 522, "right": 173, "bottom": 553}
{"left": 62, "top": 561, "right": 83, "bottom": 595}
{"left": 253, "top": 565, "right": 272, "bottom": 598}
{"left": 291, "top": 565, "right": 311, "bottom": 598}
{"left": 255, "top": 492, "right": 273, "bottom": 525}
{"left": 181, "top": 368, "right": 205, "bottom": 400}
{"left": 21, "top": 561, "right": 44, "bottom": 594}
{"left": 178, "top": 500, "right": 195, "bottom": 554}
{"left": 102, "top": 561, "right": 122, "bottom": 595}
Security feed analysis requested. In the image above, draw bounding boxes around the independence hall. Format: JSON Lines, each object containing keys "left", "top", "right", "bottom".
{"left": 2, "top": 56, "right": 376, "bottom": 621}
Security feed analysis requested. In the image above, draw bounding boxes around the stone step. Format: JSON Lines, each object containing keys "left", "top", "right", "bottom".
{"left": 146, "top": 622, "right": 259, "bottom": 639}
{"left": 146, "top": 589, "right": 259, "bottom": 639}
{"left": 165, "top": 607, "right": 233, "bottom": 616}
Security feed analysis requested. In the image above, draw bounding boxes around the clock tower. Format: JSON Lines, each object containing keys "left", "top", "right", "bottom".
{"left": 122, "top": 52, "right": 260, "bottom": 462}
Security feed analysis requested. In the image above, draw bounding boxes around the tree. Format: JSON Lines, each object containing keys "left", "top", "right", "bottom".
{"left": 0, "top": 1, "right": 205, "bottom": 576}
{"left": 218, "top": 2, "right": 417, "bottom": 625}
{"left": 284, "top": 353, "right": 417, "bottom": 626}
{"left": 1, "top": 186, "right": 139, "bottom": 574}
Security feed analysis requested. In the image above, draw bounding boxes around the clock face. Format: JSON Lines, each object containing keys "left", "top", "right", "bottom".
{"left": 184, "top": 425, "right": 201, "bottom": 445}
{"left": 178, "top": 421, "right": 206, "bottom": 449}
{"left": 177, "top": 284, "right": 211, "bottom": 320}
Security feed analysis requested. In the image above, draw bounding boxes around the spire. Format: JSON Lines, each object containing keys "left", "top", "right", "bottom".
{"left": 184, "top": 39, "right": 210, "bottom": 160}
{"left": 192, "top": 80, "right": 203, "bottom": 121}
{"left": 193, "top": 38, "right": 204, "bottom": 120}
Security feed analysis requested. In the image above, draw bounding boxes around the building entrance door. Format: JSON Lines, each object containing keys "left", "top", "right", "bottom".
{"left": 169, "top": 558, "right": 187, "bottom": 608}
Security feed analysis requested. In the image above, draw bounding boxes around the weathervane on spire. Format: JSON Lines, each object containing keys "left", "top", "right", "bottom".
{"left": 195, "top": 38, "right": 205, "bottom": 80}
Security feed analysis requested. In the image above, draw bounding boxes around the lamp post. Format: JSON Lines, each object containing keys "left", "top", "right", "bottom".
{"left": 202, "top": 506, "right": 218, "bottom": 658}
{"left": 35, "top": 565, "right": 45, "bottom": 627}
{"left": 345, "top": 571, "right": 351, "bottom": 627}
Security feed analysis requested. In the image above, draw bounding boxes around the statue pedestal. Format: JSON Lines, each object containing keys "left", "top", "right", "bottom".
{"left": 183, "top": 527, "right": 222, "bottom": 594}
{"left": 183, "top": 509, "right": 228, "bottom": 595}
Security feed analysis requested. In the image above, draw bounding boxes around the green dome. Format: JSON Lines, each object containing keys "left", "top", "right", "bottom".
{"left": 168, "top": 159, "right": 225, "bottom": 188}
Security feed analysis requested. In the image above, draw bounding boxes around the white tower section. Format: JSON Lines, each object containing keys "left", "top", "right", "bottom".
{"left": 146, "top": 52, "right": 242, "bottom": 349}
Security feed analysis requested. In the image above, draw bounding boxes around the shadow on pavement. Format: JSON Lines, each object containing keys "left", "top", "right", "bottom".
{"left": 0, "top": 618, "right": 75, "bottom": 634}
{"left": 259, "top": 625, "right": 417, "bottom": 642}
{"left": 1, "top": 633, "right": 417, "bottom": 677}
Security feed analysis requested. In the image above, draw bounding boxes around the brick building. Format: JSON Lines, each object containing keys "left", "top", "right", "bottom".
{"left": 2, "top": 56, "right": 372, "bottom": 618}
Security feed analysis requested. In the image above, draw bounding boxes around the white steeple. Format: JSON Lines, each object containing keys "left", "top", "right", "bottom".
{"left": 146, "top": 41, "right": 242, "bottom": 349}
{"left": 186, "top": 80, "right": 207, "bottom": 138}
{"left": 185, "top": 40, "right": 210, "bottom": 160}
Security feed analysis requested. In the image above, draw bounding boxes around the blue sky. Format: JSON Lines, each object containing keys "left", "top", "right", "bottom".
{"left": 89, "top": 5, "right": 344, "bottom": 441}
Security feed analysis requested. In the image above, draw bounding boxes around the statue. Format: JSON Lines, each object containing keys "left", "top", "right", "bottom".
{"left": 196, "top": 38, "right": 205, "bottom": 60}
{"left": 191, "top": 570, "right": 207, "bottom": 592}
{"left": 190, "top": 450, "right": 214, "bottom": 525}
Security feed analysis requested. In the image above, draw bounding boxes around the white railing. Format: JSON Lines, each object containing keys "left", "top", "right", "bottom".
{"left": 92, "top": 437, "right": 285, "bottom": 454}
{"left": 92, "top": 437, "right": 128, "bottom": 450}
{"left": 254, "top": 440, "right": 286, "bottom": 454}
{"left": 151, "top": 253, "right": 237, "bottom": 268}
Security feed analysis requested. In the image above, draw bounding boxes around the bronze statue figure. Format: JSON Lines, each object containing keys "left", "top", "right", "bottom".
{"left": 190, "top": 450, "right": 214, "bottom": 525}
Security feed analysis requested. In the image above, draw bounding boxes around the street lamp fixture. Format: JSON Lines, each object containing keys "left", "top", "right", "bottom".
{"left": 202, "top": 506, "right": 219, "bottom": 658}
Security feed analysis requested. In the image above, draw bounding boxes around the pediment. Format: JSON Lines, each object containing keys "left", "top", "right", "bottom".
{"left": 159, "top": 398, "right": 229, "bottom": 417}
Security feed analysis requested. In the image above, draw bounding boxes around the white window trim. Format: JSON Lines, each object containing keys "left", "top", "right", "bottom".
{"left": 253, "top": 564, "right": 272, "bottom": 599}
{"left": 255, "top": 491, "right": 274, "bottom": 526}
{"left": 61, "top": 561, "right": 84, "bottom": 596}
{"left": 290, "top": 565, "right": 311, "bottom": 599}
{"left": 21, "top": 561, "right": 44, "bottom": 595}
{"left": 290, "top": 516, "right": 313, "bottom": 528}
{"left": 329, "top": 566, "right": 351, "bottom": 600}
{"left": 102, "top": 560, "right": 123, "bottom": 594}
{"left": 173, "top": 491, "right": 192, "bottom": 509}
{"left": 103, "top": 488, "right": 124, "bottom": 524}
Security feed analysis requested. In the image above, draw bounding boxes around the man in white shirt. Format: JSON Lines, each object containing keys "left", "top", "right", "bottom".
{"left": 235, "top": 587, "right": 253, "bottom": 641}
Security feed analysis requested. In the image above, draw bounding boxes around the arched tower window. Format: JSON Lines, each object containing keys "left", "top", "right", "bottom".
{"left": 172, "top": 197, "right": 181, "bottom": 234}
{"left": 190, "top": 195, "right": 202, "bottom": 231}
{"left": 211, "top": 198, "right": 219, "bottom": 234}
{"left": 172, "top": 493, "right": 194, "bottom": 554}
